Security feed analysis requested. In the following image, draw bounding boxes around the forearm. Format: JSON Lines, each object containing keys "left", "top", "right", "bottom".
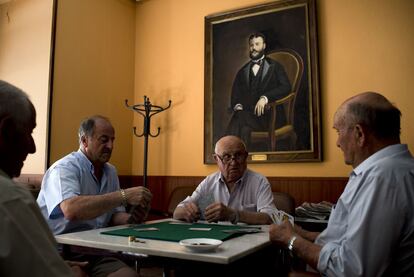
{"left": 291, "top": 236, "right": 322, "bottom": 270}
{"left": 60, "top": 191, "right": 123, "bottom": 220}
{"left": 110, "top": 212, "right": 130, "bottom": 226}
{"left": 173, "top": 206, "right": 187, "bottom": 220}
{"left": 294, "top": 224, "right": 320, "bottom": 242}
{"left": 238, "top": 210, "right": 272, "bottom": 225}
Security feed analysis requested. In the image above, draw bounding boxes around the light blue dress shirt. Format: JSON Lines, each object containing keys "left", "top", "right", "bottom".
{"left": 37, "top": 150, "right": 124, "bottom": 235}
{"left": 316, "top": 144, "right": 414, "bottom": 276}
{"left": 178, "top": 168, "right": 277, "bottom": 218}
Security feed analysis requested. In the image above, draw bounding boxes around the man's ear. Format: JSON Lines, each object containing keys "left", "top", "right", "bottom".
{"left": 263, "top": 42, "right": 266, "bottom": 50}
{"left": 0, "top": 116, "right": 15, "bottom": 142}
{"left": 80, "top": 135, "right": 88, "bottom": 148}
{"left": 213, "top": 154, "right": 218, "bottom": 162}
{"left": 0, "top": 116, "right": 17, "bottom": 157}
{"left": 354, "top": 124, "right": 366, "bottom": 146}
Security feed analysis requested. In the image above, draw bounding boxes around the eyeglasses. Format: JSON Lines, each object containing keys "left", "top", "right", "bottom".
{"left": 214, "top": 152, "right": 247, "bottom": 164}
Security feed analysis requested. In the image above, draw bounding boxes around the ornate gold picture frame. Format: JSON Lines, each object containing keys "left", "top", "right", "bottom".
{"left": 204, "top": 0, "right": 321, "bottom": 163}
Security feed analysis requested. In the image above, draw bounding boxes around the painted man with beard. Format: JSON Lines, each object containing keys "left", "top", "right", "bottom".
{"left": 37, "top": 115, "right": 152, "bottom": 276}
{"left": 226, "top": 33, "right": 291, "bottom": 150}
{"left": 174, "top": 136, "right": 277, "bottom": 225}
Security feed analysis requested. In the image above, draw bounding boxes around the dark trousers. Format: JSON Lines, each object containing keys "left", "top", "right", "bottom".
{"left": 226, "top": 110, "right": 269, "bottom": 144}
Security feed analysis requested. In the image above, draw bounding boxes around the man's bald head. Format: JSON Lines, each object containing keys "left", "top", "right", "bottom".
{"left": 336, "top": 92, "right": 401, "bottom": 142}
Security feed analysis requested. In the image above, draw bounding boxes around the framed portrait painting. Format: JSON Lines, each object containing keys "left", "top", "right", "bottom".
{"left": 204, "top": 0, "right": 321, "bottom": 164}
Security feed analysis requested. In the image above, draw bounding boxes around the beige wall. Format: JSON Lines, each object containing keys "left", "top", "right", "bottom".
{"left": 50, "top": 0, "right": 136, "bottom": 174}
{"left": 0, "top": 0, "right": 53, "bottom": 174}
{"left": 47, "top": 0, "right": 414, "bottom": 178}
{"left": 132, "top": 0, "right": 414, "bottom": 177}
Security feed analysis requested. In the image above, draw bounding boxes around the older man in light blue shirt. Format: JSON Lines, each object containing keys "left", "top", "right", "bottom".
{"left": 269, "top": 92, "right": 414, "bottom": 276}
{"left": 316, "top": 143, "right": 414, "bottom": 276}
{"left": 37, "top": 150, "right": 124, "bottom": 234}
{"left": 37, "top": 116, "right": 152, "bottom": 235}
{"left": 37, "top": 115, "right": 152, "bottom": 277}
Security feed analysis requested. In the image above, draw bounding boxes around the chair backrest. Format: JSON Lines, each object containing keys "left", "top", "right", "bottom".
{"left": 167, "top": 186, "right": 196, "bottom": 216}
{"left": 267, "top": 50, "right": 304, "bottom": 125}
{"left": 273, "top": 191, "right": 296, "bottom": 216}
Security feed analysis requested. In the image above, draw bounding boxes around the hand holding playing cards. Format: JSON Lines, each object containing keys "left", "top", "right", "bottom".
{"left": 125, "top": 186, "right": 152, "bottom": 208}
{"left": 181, "top": 202, "right": 200, "bottom": 222}
{"left": 129, "top": 204, "right": 150, "bottom": 224}
{"left": 269, "top": 220, "right": 295, "bottom": 248}
{"left": 204, "top": 202, "right": 233, "bottom": 222}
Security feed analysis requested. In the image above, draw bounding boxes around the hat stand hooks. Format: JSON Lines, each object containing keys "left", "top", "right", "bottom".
{"left": 125, "top": 96, "right": 171, "bottom": 188}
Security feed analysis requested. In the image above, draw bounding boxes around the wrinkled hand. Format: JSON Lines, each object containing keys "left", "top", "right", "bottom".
{"left": 125, "top": 186, "right": 152, "bottom": 208}
{"left": 181, "top": 202, "right": 200, "bottom": 222}
{"left": 269, "top": 221, "right": 295, "bottom": 248}
{"left": 204, "top": 202, "right": 233, "bottom": 222}
{"left": 254, "top": 97, "right": 267, "bottom": 116}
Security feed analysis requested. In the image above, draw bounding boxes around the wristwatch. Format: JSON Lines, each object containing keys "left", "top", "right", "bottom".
{"left": 288, "top": 236, "right": 297, "bottom": 252}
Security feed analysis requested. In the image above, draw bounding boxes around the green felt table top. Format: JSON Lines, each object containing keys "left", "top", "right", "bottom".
{"left": 101, "top": 221, "right": 261, "bottom": 242}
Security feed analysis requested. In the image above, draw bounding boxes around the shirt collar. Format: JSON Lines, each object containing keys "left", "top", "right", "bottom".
{"left": 352, "top": 144, "right": 407, "bottom": 176}
{"left": 77, "top": 149, "right": 93, "bottom": 170}
{"left": 77, "top": 149, "right": 108, "bottom": 173}
{"left": 251, "top": 55, "right": 265, "bottom": 64}
{"left": 218, "top": 169, "right": 248, "bottom": 186}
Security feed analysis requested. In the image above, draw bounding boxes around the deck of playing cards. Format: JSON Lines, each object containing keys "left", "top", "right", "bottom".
{"left": 197, "top": 194, "right": 215, "bottom": 220}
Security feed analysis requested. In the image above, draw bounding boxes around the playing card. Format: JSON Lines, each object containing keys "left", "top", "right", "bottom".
{"left": 280, "top": 210, "right": 294, "bottom": 225}
{"left": 197, "top": 193, "right": 215, "bottom": 220}
{"left": 270, "top": 210, "right": 294, "bottom": 225}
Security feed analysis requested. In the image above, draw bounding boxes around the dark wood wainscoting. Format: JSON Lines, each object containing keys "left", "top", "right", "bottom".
{"left": 119, "top": 175, "right": 348, "bottom": 213}
{"left": 15, "top": 174, "right": 348, "bottom": 214}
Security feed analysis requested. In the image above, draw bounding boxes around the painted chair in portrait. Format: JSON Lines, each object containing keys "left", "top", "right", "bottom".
{"left": 166, "top": 186, "right": 196, "bottom": 217}
{"left": 250, "top": 49, "right": 304, "bottom": 151}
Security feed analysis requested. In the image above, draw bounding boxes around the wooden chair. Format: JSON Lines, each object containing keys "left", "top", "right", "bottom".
{"left": 273, "top": 191, "right": 296, "bottom": 215}
{"left": 251, "top": 49, "right": 304, "bottom": 151}
{"left": 166, "top": 186, "right": 195, "bottom": 217}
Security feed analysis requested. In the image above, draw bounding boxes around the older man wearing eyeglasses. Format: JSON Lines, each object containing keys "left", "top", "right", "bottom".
{"left": 173, "top": 135, "right": 277, "bottom": 225}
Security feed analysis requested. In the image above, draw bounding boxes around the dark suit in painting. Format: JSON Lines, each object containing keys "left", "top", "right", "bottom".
{"left": 226, "top": 57, "right": 291, "bottom": 150}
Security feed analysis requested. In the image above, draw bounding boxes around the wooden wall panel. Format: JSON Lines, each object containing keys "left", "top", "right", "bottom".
{"left": 119, "top": 175, "right": 347, "bottom": 212}
{"left": 16, "top": 174, "right": 347, "bottom": 213}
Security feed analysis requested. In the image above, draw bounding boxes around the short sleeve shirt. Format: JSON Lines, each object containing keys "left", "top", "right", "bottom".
{"left": 178, "top": 169, "right": 277, "bottom": 218}
{"left": 37, "top": 150, "right": 124, "bottom": 235}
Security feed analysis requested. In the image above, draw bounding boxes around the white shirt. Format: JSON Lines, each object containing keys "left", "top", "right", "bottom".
{"left": 178, "top": 169, "right": 277, "bottom": 219}
{"left": 316, "top": 144, "right": 414, "bottom": 276}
